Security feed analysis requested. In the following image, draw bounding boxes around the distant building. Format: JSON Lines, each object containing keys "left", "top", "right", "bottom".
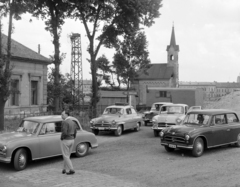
{"left": 133, "top": 26, "right": 179, "bottom": 105}
{"left": 237, "top": 74, "right": 240, "bottom": 83}
{"left": 2, "top": 34, "right": 51, "bottom": 116}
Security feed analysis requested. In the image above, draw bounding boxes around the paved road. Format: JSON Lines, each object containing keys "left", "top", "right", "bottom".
{"left": 2, "top": 126, "right": 240, "bottom": 187}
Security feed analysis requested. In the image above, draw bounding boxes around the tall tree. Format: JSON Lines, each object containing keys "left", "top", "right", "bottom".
{"left": 68, "top": 0, "right": 162, "bottom": 117}
{"left": 113, "top": 31, "right": 150, "bottom": 101}
{"left": 32, "top": 0, "right": 70, "bottom": 112}
{"left": 0, "top": 0, "right": 33, "bottom": 131}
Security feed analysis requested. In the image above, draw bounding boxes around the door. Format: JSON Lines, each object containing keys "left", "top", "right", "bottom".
{"left": 226, "top": 113, "right": 240, "bottom": 143}
{"left": 38, "top": 122, "right": 62, "bottom": 158}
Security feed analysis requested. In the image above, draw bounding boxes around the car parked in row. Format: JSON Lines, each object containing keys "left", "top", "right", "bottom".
{"left": 90, "top": 103, "right": 143, "bottom": 136}
{"left": 142, "top": 102, "right": 172, "bottom": 126}
{"left": 0, "top": 116, "right": 98, "bottom": 171}
{"left": 160, "top": 109, "right": 240, "bottom": 157}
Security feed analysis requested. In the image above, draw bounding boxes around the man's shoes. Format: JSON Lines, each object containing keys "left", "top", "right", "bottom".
{"left": 62, "top": 169, "right": 66, "bottom": 174}
{"left": 66, "top": 170, "right": 75, "bottom": 175}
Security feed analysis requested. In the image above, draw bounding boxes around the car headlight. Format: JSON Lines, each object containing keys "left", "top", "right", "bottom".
{"left": 176, "top": 118, "right": 182, "bottom": 124}
{"left": 111, "top": 120, "right": 116, "bottom": 125}
{"left": 159, "top": 131, "right": 164, "bottom": 137}
{"left": 2, "top": 145, "right": 7, "bottom": 152}
{"left": 90, "top": 120, "right": 94, "bottom": 126}
{"left": 185, "top": 134, "right": 190, "bottom": 141}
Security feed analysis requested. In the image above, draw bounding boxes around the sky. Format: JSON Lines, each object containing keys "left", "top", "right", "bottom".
{"left": 1, "top": 0, "right": 240, "bottom": 83}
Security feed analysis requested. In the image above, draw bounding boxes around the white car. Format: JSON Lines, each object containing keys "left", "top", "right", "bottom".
{"left": 152, "top": 104, "right": 190, "bottom": 137}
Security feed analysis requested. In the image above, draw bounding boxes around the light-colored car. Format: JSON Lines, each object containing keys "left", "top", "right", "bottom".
{"left": 143, "top": 102, "right": 172, "bottom": 126}
{"left": 90, "top": 103, "right": 143, "bottom": 136}
{"left": 0, "top": 115, "right": 98, "bottom": 171}
{"left": 152, "top": 103, "right": 190, "bottom": 137}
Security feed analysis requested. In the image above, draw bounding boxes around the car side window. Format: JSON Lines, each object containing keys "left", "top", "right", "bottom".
{"left": 131, "top": 108, "right": 137, "bottom": 114}
{"left": 214, "top": 115, "right": 227, "bottom": 125}
{"left": 55, "top": 122, "right": 62, "bottom": 133}
{"left": 40, "top": 123, "right": 56, "bottom": 135}
{"left": 227, "top": 113, "right": 239, "bottom": 123}
{"left": 72, "top": 120, "right": 81, "bottom": 131}
{"left": 126, "top": 108, "right": 132, "bottom": 115}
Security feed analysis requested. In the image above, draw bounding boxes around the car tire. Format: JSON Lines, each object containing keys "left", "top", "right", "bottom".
{"left": 75, "top": 142, "right": 89, "bottom": 157}
{"left": 92, "top": 129, "right": 99, "bottom": 135}
{"left": 13, "top": 148, "right": 28, "bottom": 171}
{"left": 164, "top": 145, "right": 175, "bottom": 152}
{"left": 144, "top": 121, "right": 148, "bottom": 126}
{"left": 115, "top": 125, "right": 123, "bottom": 136}
{"left": 235, "top": 133, "right": 240, "bottom": 147}
{"left": 154, "top": 130, "right": 159, "bottom": 137}
{"left": 134, "top": 123, "right": 140, "bottom": 132}
{"left": 192, "top": 137, "right": 204, "bottom": 157}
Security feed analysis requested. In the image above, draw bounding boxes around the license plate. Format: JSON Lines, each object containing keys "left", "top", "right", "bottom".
{"left": 169, "top": 144, "right": 176, "bottom": 148}
{"left": 98, "top": 127, "right": 105, "bottom": 130}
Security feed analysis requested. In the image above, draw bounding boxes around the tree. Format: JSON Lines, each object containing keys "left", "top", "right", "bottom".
{"left": 68, "top": 0, "right": 162, "bottom": 117}
{"left": 0, "top": 0, "right": 33, "bottom": 131}
{"left": 113, "top": 31, "right": 150, "bottom": 102}
{"left": 31, "top": 0, "right": 70, "bottom": 112}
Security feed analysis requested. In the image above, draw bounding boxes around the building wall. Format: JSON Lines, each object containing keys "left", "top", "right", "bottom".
{"left": 4, "top": 59, "right": 48, "bottom": 115}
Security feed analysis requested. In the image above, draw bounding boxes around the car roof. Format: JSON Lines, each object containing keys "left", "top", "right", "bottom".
{"left": 23, "top": 115, "right": 78, "bottom": 123}
{"left": 106, "top": 105, "right": 132, "bottom": 109}
{"left": 187, "top": 109, "right": 236, "bottom": 115}
{"left": 162, "top": 103, "right": 188, "bottom": 107}
{"left": 152, "top": 102, "right": 173, "bottom": 105}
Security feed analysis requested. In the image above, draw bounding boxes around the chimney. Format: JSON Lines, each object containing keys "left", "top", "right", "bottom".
{"left": 38, "top": 44, "right": 40, "bottom": 54}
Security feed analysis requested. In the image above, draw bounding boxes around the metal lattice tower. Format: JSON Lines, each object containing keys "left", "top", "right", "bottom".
{"left": 70, "top": 33, "right": 83, "bottom": 111}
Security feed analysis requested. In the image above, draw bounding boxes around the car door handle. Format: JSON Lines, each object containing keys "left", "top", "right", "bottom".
{"left": 226, "top": 129, "right": 230, "bottom": 131}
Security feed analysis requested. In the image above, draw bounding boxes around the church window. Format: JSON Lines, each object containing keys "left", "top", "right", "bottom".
{"left": 31, "top": 81, "right": 38, "bottom": 105}
{"left": 159, "top": 91, "right": 167, "bottom": 97}
{"left": 170, "top": 55, "right": 174, "bottom": 61}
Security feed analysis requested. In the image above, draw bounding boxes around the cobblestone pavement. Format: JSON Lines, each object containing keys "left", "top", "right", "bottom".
{"left": 4, "top": 168, "right": 143, "bottom": 187}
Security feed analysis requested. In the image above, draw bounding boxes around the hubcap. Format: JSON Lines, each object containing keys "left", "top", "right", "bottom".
{"left": 19, "top": 154, "right": 26, "bottom": 168}
{"left": 77, "top": 143, "right": 87, "bottom": 154}
{"left": 196, "top": 142, "right": 203, "bottom": 155}
{"left": 117, "top": 127, "right": 122, "bottom": 134}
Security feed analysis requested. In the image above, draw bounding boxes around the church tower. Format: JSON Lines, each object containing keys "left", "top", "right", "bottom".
{"left": 167, "top": 25, "right": 179, "bottom": 87}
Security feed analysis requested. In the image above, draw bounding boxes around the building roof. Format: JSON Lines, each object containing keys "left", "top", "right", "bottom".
{"left": 1, "top": 33, "right": 51, "bottom": 64}
{"left": 135, "top": 64, "right": 174, "bottom": 80}
{"left": 166, "top": 26, "right": 179, "bottom": 51}
{"left": 216, "top": 82, "right": 240, "bottom": 88}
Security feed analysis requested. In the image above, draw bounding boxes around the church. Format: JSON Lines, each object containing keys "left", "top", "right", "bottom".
{"left": 133, "top": 26, "right": 179, "bottom": 105}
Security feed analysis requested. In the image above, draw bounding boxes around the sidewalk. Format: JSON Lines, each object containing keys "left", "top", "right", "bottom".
{"left": 4, "top": 168, "right": 143, "bottom": 187}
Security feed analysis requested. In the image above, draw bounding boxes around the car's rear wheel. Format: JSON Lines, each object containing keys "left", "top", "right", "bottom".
{"left": 92, "top": 129, "right": 99, "bottom": 135}
{"left": 75, "top": 142, "right": 89, "bottom": 157}
{"left": 192, "top": 137, "right": 204, "bottom": 157}
{"left": 165, "top": 145, "right": 175, "bottom": 152}
{"left": 115, "top": 125, "right": 123, "bottom": 136}
{"left": 154, "top": 130, "right": 159, "bottom": 137}
{"left": 134, "top": 123, "right": 140, "bottom": 132}
{"left": 13, "top": 148, "right": 28, "bottom": 171}
{"left": 235, "top": 133, "right": 240, "bottom": 147}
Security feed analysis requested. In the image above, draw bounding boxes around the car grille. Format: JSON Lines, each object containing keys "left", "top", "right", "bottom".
{"left": 163, "top": 135, "right": 186, "bottom": 144}
{"left": 94, "top": 123, "right": 111, "bottom": 127}
{"left": 158, "top": 123, "right": 175, "bottom": 127}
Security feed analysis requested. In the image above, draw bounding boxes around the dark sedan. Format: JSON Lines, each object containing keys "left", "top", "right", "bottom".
{"left": 160, "top": 109, "right": 240, "bottom": 157}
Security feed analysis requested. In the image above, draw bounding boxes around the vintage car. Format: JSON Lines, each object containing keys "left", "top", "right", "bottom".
{"left": 152, "top": 103, "right": 190, "bottom": 137}
{"left": 90, "top": 103, "right": 143, "bottom": 136}
{"left": 0, "top": 115, "right": 98, "bottom": 171}
{"left": 143, "top": 102, "right": 172, "bottom": 126}
{"left": 160, "top": 109, "right": 240, "bottom": 157}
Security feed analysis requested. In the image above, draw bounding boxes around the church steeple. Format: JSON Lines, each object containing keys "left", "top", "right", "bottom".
{"left": 167, "top": 24, "right": 179, "bottom": 51}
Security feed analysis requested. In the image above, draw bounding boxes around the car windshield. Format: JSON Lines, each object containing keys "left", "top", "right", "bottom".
{"left": 17, "top": 120, "right": 40, "bottom": 134}
{"left": 165, "top": 106, "right": 184, "bottom": 114}
{"left": 103, "top": 107, "right": 123, "bottom": 115}
{"left": 183, "top": 113, "right": 210, "bottom": 125}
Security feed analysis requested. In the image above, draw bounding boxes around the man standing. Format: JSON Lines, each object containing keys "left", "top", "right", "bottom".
{"left": 60, "top": 110, "right": 77, "bottom": 175}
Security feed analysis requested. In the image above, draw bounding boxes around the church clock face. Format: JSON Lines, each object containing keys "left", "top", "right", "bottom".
{"left": 170, "top": 54, "right": 174, "bottom": 61}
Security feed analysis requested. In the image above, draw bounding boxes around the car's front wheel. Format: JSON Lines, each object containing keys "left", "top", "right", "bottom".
{"left": 92, "top": 129, "right": 99, "bottom": 135}
{"left": 192, "top": 137, "right": 204, "bottom": 157}
{"left": 13, "top": 148, "right": 28, "bottom": 171}
{"left": 235, "top": 133, "right": 240, "bottom": 147}
{"left": 115, "top": 125, "right": 123, "bottom": 136}
{"left": 134, "top": 123, "right": 140, "bottom": 132}
{"left": 154, "top": 130, "right": 159, "bottom": 137}
{"left": 165, "top": 145, "right": 175, "bottom": 152}
{"left": 75, "top": 142, "right": 89, "bottom": 157}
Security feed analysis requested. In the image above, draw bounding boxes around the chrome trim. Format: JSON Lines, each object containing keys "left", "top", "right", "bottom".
{"left": 0, "top": 156, "right": 11, "bottom": 163}
{"left": 161, "top": 143, "right": 193, "bottom": 149}
{"left": 208, "top": 141, "right": 237, "bottom": 148}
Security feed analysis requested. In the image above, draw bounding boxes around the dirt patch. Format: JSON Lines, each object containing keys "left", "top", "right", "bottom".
{"left": 203, "top": 90, "right": 240, "bottom": 117}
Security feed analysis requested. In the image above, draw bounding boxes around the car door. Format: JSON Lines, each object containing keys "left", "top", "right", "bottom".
{"left": 207, "top": 115, "right": 230, "bottom": 146}
{"left": 125, "top": 108, "right": 133, "bottom": 130}
{"left": 226, "top": 113, "right": 240, "bottom": 143}
{"left": 38, "top": 122, "right": 62, "bottom": 158}
{"left": 131, "top": 108, "right": 139, "bottom": 128}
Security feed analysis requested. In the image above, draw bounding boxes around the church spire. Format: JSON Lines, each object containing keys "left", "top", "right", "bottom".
{"left": 170, "top": 25, "right": 176, "bottom": 46}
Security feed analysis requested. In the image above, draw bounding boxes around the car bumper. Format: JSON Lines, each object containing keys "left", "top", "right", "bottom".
{"left": 0, "top": 155, "right": 11, "bottom": 163}
{"left": 161, "top": 142, "right": 193, "bottom": 149}
{"left": 152, "top": 127, "right": 166, "bottom": 131}
{"left": 90, "top": 127, "right": 118, "bottom": 131}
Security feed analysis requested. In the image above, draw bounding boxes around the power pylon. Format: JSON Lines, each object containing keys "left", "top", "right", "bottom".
{"left": 70, "top": 33, "right": 83, "bottom": 111}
